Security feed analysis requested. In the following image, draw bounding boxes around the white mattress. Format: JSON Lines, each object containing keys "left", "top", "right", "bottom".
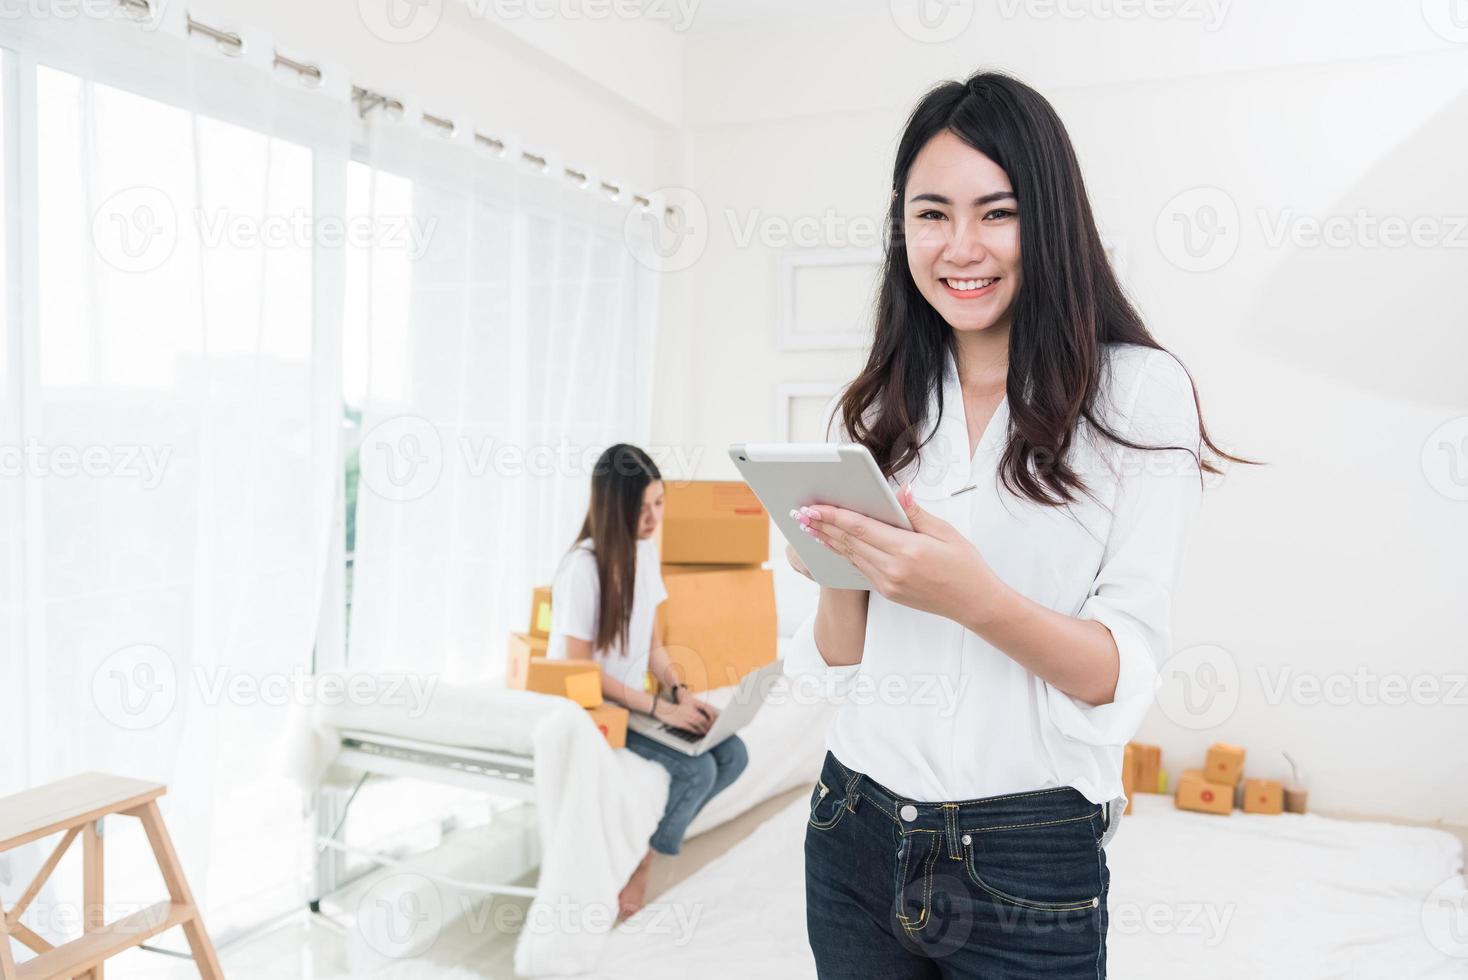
{"left": 587, "top": 793, "right": 1468, "bottom": 979}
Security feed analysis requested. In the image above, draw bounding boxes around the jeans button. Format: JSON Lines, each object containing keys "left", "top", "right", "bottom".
{"left": 900, "top": 804, "right": 917, "bottom": 822}
{"left": 961, "top": 833, "right": 971, "bottom": 845}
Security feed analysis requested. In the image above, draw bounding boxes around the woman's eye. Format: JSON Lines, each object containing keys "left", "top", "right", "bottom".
{"left": 915, "top": 209, "right": 946, "bottom": 221}
{"left": 984, "top": 208, "right": 1017, "bottom": 221}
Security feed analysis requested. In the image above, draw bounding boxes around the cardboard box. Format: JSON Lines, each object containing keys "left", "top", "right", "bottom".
{"left": 657, "top": 565, "right": 776, "bottom": 692}
{"left": 505, "top": 632, "right": 548, "bottom": 689}
{"left": 562, "top": 669, "right": 603, "bottom": 709}
{"left": 586, "top": 704, "right": 628, "bottom": 749}
{"left": 511, "top": 657, "right": 603, "bottom": 707}
{"left": 1175, "top": 768, "right": 1233, "bottom": 815}
{"left": 660, "top": 481, "right": 769, "bottom": 565}
{"left": 1204, "top": 743, "right": 1246, "bottom": 786}
{"left": 1122, "top": 744, "right": 1138, "bottom": 815}
{"left": 1132, "top": 743, "right": 1163, "bottom": 794}
{"left": 1243, "top": 778, "right": 1284, "bottom": 815}
{"left": 528, "top": 586, "right": 553, "bottom": 638}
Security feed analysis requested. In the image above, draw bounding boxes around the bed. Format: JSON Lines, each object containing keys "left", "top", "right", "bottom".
{"left": 283, "top": 649, "right": 837, "bottom": 977}
{"left": 587, "top": 793, "right": 1468, "bottom": 979}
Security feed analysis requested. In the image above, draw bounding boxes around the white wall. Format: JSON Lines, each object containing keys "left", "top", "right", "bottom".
{"left": 149, "top": 0, "right": 1468, "bottom": 825}
{"left": 190, "top": 0, "right": 685, "bottom": 197}
{"left": 655, "top": 3, "right": 1468, "bottom": 825}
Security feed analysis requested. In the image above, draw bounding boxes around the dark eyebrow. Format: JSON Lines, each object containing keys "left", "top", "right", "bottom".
{"left": 908, "top": 191, "right": 1017, "bottom": 207}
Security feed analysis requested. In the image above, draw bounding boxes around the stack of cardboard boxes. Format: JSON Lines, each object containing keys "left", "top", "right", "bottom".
{"left": 654, "top": 481, "right": 777, "bottom": 693}
{"left": 1124, "top": 741, "right": 1298, "bottom": 816}
{"left": 501, "top": 479, "right": 775, "bottom": 747}
{"left": 504, "top": 586, "right": 629, "bottom": 749}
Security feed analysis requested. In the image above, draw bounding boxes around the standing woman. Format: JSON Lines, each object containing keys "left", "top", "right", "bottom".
{"left": 546, "top": 443, "right": 749, "bottom": 921}
{"left": 791, "top": 73, "right": 1253, "bottom": 978}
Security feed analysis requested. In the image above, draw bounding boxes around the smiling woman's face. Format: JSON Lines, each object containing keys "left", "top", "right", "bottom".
{"left": 903, "top": 130, "right": 1022, "bottom": 337}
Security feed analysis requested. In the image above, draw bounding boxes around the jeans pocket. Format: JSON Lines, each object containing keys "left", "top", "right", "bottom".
{"left": 808, "top": 778, "right": 848, "bottom": 831}
{"left": 962, "top": 811, "right": 1103, "bottom": 913}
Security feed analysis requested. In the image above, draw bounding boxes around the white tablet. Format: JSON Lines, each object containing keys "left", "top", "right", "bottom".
{"left": 728, "top": 442, "right": 911, "bottom": 590}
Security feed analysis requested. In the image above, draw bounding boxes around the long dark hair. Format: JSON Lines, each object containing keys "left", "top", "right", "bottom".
{"left": 568, "top": 444, "right": 661, "bottom": 656}
{"left": 837, "top": 70, "right": 1257, "bottom": 507}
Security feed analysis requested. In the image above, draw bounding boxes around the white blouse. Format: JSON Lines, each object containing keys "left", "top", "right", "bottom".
{"left": 787, "top": 341, "right": 1204, "bottom": 826}
{"left": 546, "top": 537, "right": 668, "bottom": 693}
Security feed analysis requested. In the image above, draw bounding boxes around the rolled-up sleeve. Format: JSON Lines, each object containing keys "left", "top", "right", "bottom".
{"left": 783, "top": 610, "right": 864, "bottom": 700}
{"left": 1046, "top": 350, "right": 1205, "bottom": 746}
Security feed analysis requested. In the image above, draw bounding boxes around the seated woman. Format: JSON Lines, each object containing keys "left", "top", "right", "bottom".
{"left": 545, "top": 443, "right": 749, "bottom": 920}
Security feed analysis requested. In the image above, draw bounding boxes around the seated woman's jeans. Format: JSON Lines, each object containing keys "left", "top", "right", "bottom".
{"left": 805, "top": 750, "right": 1111, "bottom": 979}
{"left": 624, "top": 729, "right": 748, "bottom": 856}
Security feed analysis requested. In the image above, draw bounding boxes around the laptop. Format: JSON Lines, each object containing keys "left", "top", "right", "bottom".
{"left": 626, "top": 660, "right": 785, "bottom": 756}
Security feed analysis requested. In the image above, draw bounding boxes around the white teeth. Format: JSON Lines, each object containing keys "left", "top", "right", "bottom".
{"left": 945, "top": 277, "right": 998, "bottom": 291}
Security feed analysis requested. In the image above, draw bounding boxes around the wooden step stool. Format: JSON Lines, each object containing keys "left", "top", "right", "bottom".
{"left": 0, "top": 773, "right": 223, "bottom": 980}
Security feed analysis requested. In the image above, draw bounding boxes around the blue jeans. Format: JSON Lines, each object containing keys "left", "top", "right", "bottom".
{"left": 805, "top": 751, "right": 1111, "bottom": 979}
{"left": 624, "top": 729, "right": 748, "bottom": 856}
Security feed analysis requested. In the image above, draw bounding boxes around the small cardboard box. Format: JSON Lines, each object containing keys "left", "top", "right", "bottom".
{"left": 505, "top": 632, "right": 548, "bottom": 689}
{"left": 1122, "top": 744, "right": 1139, "bottom": 815}
{"left": 657, "top": 565, "right": 777, "bottom": 692}
{"left": 1243, "top": 778, "right": 1284, "bottom": 815}
{"left": 513, "top": 658, "right": 602, "bottom": 707}
{"left": 1204, "top": 743, "right": 1246, "bottom": 786}
{"left": 660, "top": 481, "right": 769, "bottom": 565}
{"left": 528, "top": 586, "right": 553, "bottom": 638}
{"left": 562, "top": 669, "right": 603, "bottom": 709}
{"left": 586, "top": 704, "right": 628, "bottom": 749}
{"left": 1132, "top": 743, "right": 1162, "bottom": 794}
{"left": 1175, "top": 768, "right": 1233, "bottom": 815}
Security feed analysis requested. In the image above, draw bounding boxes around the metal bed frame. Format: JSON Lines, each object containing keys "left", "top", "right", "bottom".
{"left": 309, "top": 728, "right": 543, "bottom": 911}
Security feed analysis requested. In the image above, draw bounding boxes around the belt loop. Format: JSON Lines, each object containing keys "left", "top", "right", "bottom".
{"left": 844, "top": 772, "right": 863, "bottom": 814}
{"left": 942, "top": 803, "right": 961, "bottom": 860}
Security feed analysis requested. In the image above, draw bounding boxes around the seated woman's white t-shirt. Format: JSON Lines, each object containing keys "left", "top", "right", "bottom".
{"left": 545, "top": 537, "right": 668, "bottom": 692}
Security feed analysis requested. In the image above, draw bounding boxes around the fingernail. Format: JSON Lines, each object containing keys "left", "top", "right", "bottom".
{"left": 801, "top": 524, "right": 814, "bottom": 536}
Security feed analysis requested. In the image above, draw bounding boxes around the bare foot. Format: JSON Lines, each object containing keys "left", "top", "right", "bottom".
{"left": 617, "top": 851, "right": 654, "bottom": 922}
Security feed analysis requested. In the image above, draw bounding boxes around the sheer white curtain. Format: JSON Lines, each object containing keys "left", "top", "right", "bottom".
{"left": 345, "top": 114, "right": 660, "bottom": 680}
{"left": 0, "top": 9, "right": 347, "bottom": 941}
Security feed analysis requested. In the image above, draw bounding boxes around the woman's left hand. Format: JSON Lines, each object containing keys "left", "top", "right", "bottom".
{"left": 795, "top": 485, "right": 1002, "bottom": 624}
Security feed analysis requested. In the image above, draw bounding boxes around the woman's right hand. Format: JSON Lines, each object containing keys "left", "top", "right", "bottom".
{"left": 658, "top": 698, "right": 713, "bottom": 734}
{"left": 786, "top": 543, "right": 814, "bottom": 582}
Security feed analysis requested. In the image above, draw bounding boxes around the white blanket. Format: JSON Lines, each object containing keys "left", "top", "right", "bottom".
{"left": 591, "top": 793, "right": 1468, "bottom": 978}
{"left": 280, "top": 664, "right": 835, "bottom": 977}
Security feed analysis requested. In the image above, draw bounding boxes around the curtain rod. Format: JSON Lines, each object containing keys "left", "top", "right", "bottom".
{"left": 118, "top": 4, "right": 661, "bottom": 212}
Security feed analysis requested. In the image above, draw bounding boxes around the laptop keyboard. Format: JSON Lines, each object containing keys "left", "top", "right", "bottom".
{"left": 661, "top": 724, "right": 703, "bottom": 742}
